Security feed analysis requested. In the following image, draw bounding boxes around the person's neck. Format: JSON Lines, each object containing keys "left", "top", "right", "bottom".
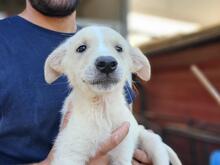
{"left": 19, "top": 3, "right": 77, "bottom": 33}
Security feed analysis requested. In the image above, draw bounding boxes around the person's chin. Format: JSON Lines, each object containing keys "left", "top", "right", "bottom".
{"left": 32, "top": 7, "right": 75, "bottom": 17}
{"left": 28, "top": 0, "right": 79, "bottom": 17}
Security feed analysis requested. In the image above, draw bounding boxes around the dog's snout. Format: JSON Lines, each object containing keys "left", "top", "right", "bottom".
{"left": 95, "top": 56, "right": 118, "bottom": 74}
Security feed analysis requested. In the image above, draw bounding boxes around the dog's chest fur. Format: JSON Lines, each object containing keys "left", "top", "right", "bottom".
{"left": 53, "top": 88, "right": 139, "bottom": 164}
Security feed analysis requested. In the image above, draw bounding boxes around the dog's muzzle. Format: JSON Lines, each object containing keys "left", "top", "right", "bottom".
{"left": 82, "top": 56, "right": 121, "bottom": 90}
{"left": 95, "top": 56, "right": 118, "bottom": 74}
{"left": 84, "top": 56, "right": 120, "bottom": 89}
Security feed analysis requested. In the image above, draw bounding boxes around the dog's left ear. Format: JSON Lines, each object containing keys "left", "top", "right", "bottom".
{"left": 44, "top": 45, "right": 66, "bottom": 84}
{"left": 131, "top": 48, "right": 151, "bottom": 81}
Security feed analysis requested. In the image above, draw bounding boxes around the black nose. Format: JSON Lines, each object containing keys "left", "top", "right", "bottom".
{"left": 95, "top": 56, "right": 118, "bottom": 74}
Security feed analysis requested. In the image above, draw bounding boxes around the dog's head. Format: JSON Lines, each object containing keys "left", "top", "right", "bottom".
{"left": 44, "top": 26, "right": 151, "bottom": 95}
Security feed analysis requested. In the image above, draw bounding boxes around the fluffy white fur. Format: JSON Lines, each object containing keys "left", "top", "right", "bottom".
{"left": 44, "top": 26, "right": 182, "bottom": 165}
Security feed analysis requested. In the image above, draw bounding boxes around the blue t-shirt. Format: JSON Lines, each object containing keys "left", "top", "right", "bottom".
{"left": 0, "top": 16, "right": 135, "bottom": 164}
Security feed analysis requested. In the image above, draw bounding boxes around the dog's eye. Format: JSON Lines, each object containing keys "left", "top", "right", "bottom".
{"left": 76, "top": 45, "right": 87, "bottom": 53}
{"left": 115, "top": 45, "right": 123, "bottom": 53}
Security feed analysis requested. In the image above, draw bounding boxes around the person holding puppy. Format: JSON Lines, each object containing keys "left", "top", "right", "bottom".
{"left": 0, "top": 0, "right": 150, "bottom": 164}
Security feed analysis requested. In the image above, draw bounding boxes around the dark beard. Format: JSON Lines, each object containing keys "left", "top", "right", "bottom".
{"left": 29, "top": 0, "right": 79, "bottom": 17}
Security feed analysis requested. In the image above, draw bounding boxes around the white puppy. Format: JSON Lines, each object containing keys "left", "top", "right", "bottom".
{"left": 44, "top": 26, "right": 182, "bottom": 165}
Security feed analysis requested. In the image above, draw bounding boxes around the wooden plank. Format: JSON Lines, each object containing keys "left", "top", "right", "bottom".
{"left": 139, "top": 25, "right": 220, "bottom": 55}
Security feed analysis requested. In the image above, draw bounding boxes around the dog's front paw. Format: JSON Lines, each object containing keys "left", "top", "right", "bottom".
{"left": 138, "top": 126, "right": 182, "bottom": 165}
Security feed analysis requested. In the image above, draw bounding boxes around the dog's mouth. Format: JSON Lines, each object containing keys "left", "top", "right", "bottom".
{"left": 83, "top": 77, "right": 119, "bottom": 89}
{"left": 89, "top": 78, "right": 119, "bottom": 85}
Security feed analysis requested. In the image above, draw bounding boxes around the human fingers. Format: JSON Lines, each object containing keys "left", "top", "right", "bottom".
{"left": 60, "top": 101, "right": 73, "bottom": 130}
{"left": 132, "top": 159, "right": 152, "bottom": 165}
{"left": 132, "top": 160, "right": 141, "bottom": 165}
{"left": 133, "top": 149, "right": 150, "bottom": 163}
{"left": 95, "top": 122, "right": 130, "bottom": 157}
{"left": 88, "top": 155, "right": 109, "bottom": 165}
{"left": 60, "top": 110, "right": 72, "bottom": 130}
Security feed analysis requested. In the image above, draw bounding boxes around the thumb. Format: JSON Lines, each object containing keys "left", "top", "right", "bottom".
{"left": 60, "top": 102, "right": 73, "bottom": 130}
{"left": 95, "top": 122, "right": 130, "bottom": 157}
{"left": 60, "top": 110, "right": 72, "bottom": 130}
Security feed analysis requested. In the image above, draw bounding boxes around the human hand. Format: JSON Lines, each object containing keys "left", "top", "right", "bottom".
{"left": 88, "top": 123, "right": 151, "bottom": 165}
{"left": 132, "top": 149, "right": 151, "bottom": 165}
{"left": 33, "top": 107, "right": 152, "bottom": 165}
{"left": 33, "top": 119, "right": 130, "bottom": 165}
{"left": 88, "top": 122, "right": 130, "bottom": 165}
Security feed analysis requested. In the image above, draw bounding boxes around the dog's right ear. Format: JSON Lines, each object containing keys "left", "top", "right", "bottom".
{"left": 44, "top": 45, "right": 66, "bottom": 84}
